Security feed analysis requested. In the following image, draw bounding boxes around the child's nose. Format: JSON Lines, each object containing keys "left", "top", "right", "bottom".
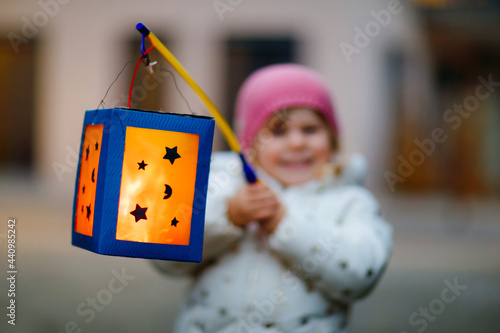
{"left": 287, "top": 131, "right": 305, "bottom": 148}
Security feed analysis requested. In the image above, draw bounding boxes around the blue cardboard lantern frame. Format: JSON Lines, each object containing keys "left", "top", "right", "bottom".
{"left": 72, "top": 108, "right": 214, "bottom": 262}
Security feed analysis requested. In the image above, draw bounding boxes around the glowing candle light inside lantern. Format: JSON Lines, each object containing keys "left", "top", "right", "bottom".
{"left": 116, "top": 127, "right": 199, "bottom": 245}
{"left": 74, "top": 124, "right": 104, "bottom": 236}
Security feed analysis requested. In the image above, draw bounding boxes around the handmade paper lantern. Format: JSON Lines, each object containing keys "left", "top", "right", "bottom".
{"left": 72, "top": 108, "right": 214, "bottom": 262}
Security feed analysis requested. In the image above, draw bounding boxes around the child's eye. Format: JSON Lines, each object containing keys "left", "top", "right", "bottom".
{"left": 271, "top": 126, "right": 286, "bottom": 136}
{"left": 302, "top": 126, "right": 319, "bottom": 134}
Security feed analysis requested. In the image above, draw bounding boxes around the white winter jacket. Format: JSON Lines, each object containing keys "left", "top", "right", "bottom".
{"left": 152, "top": 152, "right": 393, "bottom": 333}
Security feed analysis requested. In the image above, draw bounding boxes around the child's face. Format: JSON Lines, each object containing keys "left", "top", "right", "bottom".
{"left": 254, "top": 108, "right": 332, "bottom": 186}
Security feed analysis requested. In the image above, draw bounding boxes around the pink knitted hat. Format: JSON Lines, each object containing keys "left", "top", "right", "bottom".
{"left": 235, "top": 63, "right": 338, "bottom": 151}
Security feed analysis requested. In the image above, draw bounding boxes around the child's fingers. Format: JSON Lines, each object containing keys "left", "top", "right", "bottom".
{"left": 252, "top": 208, "right": 276, "bottom": 220}
{"left": 250, "top": 202, "right": 281, "bottom": 220}
{"left": 228, "top": 183, "right": 281, "bottom": 226}
{"left": 246, "top": 194, "right": 279, "bottom": 210}
{"left": 246, "top": 185, "right": 278, "bottom": 202}
{"left": 248, "top": 196, "right": 278, "bottom": 209}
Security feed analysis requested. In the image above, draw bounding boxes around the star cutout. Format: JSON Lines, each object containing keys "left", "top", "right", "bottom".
{"left": 95, "top": 142, "right": 99, "bottom": 150}
{"left": 91, "top": 168, "right": 95, "bottom": 183}
{"left": 163, "top": 146, "right": 181, "bottom": 165}
{"left": 130, "top": 204, "right": 147, "bottom": 222}
{"left": 85, "top": 146, "right": 90, "bottom": 161}
{"left": 138, "top": 160, "right": 148, "bottom": 170}
{"left": 82, "top": 185, "right": 85, "bottom": 193}
{"left": 81, "top": 205, "right": 83, "bottom": 213}
{"left": 171, "top": 217, "right": 179, "bottom": 227}
{"left": 163, "top": 184, "right": 172, "bottom": 199}
{"left": 86, "top": 204, "right": 91, "bottom": 219}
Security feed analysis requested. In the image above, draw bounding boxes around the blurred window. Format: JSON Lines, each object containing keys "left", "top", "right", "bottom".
{"left": 0, "top": 38, "right": 36, "bottom": 174}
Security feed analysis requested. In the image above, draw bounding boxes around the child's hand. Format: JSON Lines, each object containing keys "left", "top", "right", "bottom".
{"left": 258, "top": 202, "right": 285, "bottom": 234}
{"left": 227, "top": 183, "right": 284, "bottom": 232}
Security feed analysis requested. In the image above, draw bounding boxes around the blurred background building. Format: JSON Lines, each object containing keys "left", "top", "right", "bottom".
{"left": 0, "top": 0, "right": 499, "bottom": 332}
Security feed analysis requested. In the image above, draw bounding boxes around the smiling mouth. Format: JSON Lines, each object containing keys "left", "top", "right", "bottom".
{"left": 279, "top": 158, "right": 314, "bottom": 169}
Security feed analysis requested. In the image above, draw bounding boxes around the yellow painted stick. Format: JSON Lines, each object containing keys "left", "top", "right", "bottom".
{"left": 137, "top": 23, "right": 241, "bottom": 153}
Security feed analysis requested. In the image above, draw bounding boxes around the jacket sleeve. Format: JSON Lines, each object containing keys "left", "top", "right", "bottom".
{"left": 268, "top": 185, "right": 393, "bottom": 303}
{"left": 151, "top": 152, "right": 246, "bottom": 276}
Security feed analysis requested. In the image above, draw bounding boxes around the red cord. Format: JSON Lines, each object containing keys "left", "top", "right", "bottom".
{"left": 128, "top": 36, "right": 155, "bottom": 108}
{"left": 128, "top": 56, "right": 143, "bottom": 108}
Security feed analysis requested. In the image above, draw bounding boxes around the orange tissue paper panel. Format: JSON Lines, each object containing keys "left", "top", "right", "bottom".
{"left": 116, "top": 127, "right": 199, "bottom": 245}
{"left": 74, "top": 124, "right": 104, "bottom": 236}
